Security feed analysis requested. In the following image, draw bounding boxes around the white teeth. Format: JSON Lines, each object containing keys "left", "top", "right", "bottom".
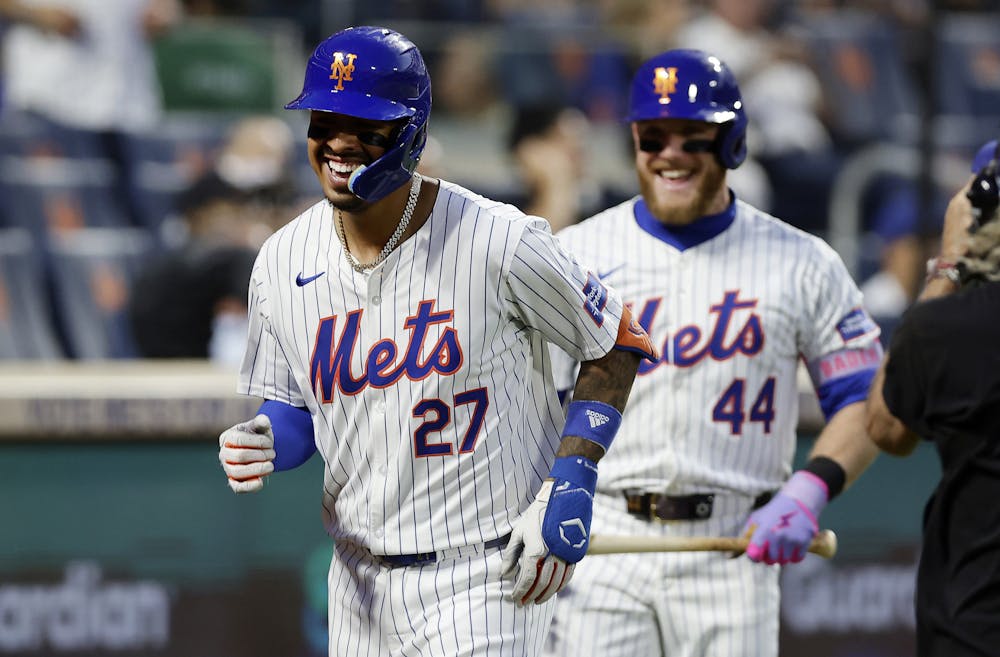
{"left": 327, "top": 161, "right": 358, "bottom": 174}
{"left": 660, "top": 170, "right": 690, "bottom": 180}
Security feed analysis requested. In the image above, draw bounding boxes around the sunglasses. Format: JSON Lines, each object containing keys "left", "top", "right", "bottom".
{"left": 637, "top": 137, "right": 715, "bottom": 154}
{"left": 307, "top": 124, "right": 394, "bottom": 149}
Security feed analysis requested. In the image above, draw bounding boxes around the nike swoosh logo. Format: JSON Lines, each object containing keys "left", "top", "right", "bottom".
{"left": 597, "top": 264, "right": 625, "bottom": 280}
{"left": 295, "top": 271, "right": 326, "bottom": 287}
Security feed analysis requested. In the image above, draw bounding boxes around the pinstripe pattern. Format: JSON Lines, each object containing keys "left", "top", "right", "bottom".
{"left": 551, "top": 197, "right": 877, "bottom": 497}
{"left": 548, "top": 492, "right": 779, "bottom": 657}
{"left": 329, "top": 541, "right": 555, "bottom": 657}
{"left": 237, "top": 178, "right": 622, "bottom": 655}
{"left": 546, "top": 197, "right": 877, "bottom": 657}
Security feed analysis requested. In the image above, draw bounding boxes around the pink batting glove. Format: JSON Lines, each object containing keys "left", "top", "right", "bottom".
{"left": 742, "top": 471, "right": 828, "bottom": 565}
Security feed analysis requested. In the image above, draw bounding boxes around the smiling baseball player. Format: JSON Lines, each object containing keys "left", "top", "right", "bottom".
{"left": 215, "top": 26, "right": 655, "bottom": 657}
{"left": 544, "top": 49, "right": 883, "bottom": 657}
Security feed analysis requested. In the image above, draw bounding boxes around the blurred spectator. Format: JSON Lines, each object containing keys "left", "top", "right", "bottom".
{"left": 0, "top": 0, "right": 81, "bottom": 36}
{"left": 860, "top": 149, "right": 976, "bottom": 321}
{"left": 596, "top": 0, "right": 691, "bottom": 62}
{"left": 505, "top": 103, "right": 611, "bottom": 233}
{"left": 490, "top": 2, "right": 633, "bottom": 123}
{"left": 0, "top": 0, "right": 183, "bottom": 228}
{"left": 425, "top": 31, "right": 514, "bottom": 196}
{"left": 208, "top": 114, "right": 299, "bottom": 236}
{"left": 676, "top": 0, "right": 841, "bottom": 234}
{"left": 129, "top": 115, "right": 298, "bottom": 365}
{"left": 860, "top": 178, "right": 946, "bottom": 319}
{"left": 0, "top": 0, "right": 182, "bottom": 134}
{"left": 350, "top": 0, "right": 489, "bottom": 22}
{"left": 179, "top": 0, "right": 324, "bottom": 46}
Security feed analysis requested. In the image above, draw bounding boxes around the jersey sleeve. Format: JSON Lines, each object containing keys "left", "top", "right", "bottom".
{"left": 504, "top": 217, "right": 622, "bottom": 362}
{"left": 798, "top": 238, "right": 884, "bottom": 420}
{"left": 238, "top": 247, "right": 306, "bottom": 406}
{"left": 548, "top": 341, "right": 582, "bottom": 399}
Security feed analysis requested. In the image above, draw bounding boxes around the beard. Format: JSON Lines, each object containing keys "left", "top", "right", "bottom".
{"left": 637, "top": 163, "right": 728, "bottom": 225}
{"left": 327, "top": 192, "right": 368, "bottom": 213}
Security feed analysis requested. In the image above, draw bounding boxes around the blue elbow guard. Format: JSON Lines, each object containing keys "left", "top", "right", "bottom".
{"left": 258, "top": 400, "right": 316, "bottom": 471}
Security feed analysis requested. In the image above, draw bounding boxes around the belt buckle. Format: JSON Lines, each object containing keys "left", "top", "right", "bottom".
{"left": 647, "top": 496, "right": 671, "bottom": 524}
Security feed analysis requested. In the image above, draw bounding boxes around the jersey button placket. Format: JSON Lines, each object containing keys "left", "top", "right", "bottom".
{"left": 677, "top": 253, "right": 690, "bottom": 301}
{"left": 369, "top": 271, "right": 382, "bottom": 306}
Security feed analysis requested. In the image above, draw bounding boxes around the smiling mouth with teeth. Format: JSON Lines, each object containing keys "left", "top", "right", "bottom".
{"left": 328, "top": 161, "right": 360, "bottom": 175}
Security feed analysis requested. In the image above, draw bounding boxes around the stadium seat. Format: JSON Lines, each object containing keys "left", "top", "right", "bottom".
{"left": 935, "top": 13, "right": 1000, "bottom": 150}
{"left": 798, "top": 10, "right": 921, "bottom": 147}
{"left": 0, "top": 150, "right": 134, "bottom": 248}
{"left": 0, "top": 228, "right": 63, "bottom": 360}
{"left": 45, "top": 227, "right": 154, "bottom": 359}
{"left": 117, "top": 119, "right": 227, "bottom": 240}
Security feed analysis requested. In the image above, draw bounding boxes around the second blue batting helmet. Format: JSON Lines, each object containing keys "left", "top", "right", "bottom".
{"left": 627, "top": 49, "right": 747, "bottom": 169}
{"left": 286, "top": 26, "right": 432, "bottom": 202}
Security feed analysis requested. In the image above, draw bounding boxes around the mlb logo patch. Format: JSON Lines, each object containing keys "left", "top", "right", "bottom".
{"left": 836, "top": 308, "right": 877, "bottom": 341}
{"left": 582, "top": 272, "right": 607, "bottom": 327}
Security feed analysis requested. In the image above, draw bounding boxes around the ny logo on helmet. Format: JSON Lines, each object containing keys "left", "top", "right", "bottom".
{"left": 654, "top": 66, "right": 678, "bottom": 105}
{"left": 329, "top": 52, "right": 357, "bottom": 90}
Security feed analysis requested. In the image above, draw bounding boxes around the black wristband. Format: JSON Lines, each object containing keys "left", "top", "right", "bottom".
{"left": 802, "top": 456, "right": 846, "bottom": 500}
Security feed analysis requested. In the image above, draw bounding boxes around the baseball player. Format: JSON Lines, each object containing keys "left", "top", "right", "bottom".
{"left": 544, "top": 49, "right": 883, "bottom": 657}
{"left": 215, "top": 26, "right": 656, "bottom": 657}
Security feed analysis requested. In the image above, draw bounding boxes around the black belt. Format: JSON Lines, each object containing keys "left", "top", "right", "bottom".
{"left": 624, "top": 490, "right": 775, "bottom": 522}
{"left": 378, "top": 533, "right": 512, "bottom": 568}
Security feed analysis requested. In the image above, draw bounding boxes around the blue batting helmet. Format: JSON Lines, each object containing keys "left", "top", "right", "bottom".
{"left": 286, "top": 26, "right": 432, "bottom": 202}
{"left": 972, "top": 139, "right": 999, "bottom": 173}
{"left": 627, "top": 49, "right": 747, "bottom": 169}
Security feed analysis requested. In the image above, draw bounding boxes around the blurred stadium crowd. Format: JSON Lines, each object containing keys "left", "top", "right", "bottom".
{"left": 1, "top": 0, "right": 999, "bottom": 362}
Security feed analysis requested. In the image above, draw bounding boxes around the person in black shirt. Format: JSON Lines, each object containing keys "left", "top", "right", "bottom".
{"left": 866, "top": 140, "right": 1000, "bottom": 657}
{"left": 129, "top": 115, "right": 300, "bottom": 363}
{"left": 128, "top": 172, "right": 259, "bottom": 363}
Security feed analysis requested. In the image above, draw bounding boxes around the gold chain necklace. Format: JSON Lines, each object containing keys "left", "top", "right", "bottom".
{"left": 336, "top": 175, "right": 422, "bottom": 273}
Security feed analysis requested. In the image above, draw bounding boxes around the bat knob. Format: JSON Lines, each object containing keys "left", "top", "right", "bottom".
{"left": 812, "top": 529, "right": 838, "bottom": 559}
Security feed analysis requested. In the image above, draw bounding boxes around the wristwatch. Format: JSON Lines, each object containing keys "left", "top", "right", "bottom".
{"left": 925, "top": 257, "right": 962, "bottom": 285}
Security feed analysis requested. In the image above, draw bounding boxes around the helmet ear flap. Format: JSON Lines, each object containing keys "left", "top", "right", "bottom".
{"left": 716, "top": 119, "right": 747, "bottom": 169}
{"left": 348, "top": 119, "right": 426, "bottom": 200}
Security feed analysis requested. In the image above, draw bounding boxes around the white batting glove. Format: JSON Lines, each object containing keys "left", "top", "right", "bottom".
{"left": 500, "top": 481, "right": 575, "bottom": 606}
{"left": 218, "top": 415, "right": 275, "bottom": 493}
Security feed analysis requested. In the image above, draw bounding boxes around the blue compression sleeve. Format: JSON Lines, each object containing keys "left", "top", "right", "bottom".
{"left": 258, "top": 400, "right": 316, "bottom": 471}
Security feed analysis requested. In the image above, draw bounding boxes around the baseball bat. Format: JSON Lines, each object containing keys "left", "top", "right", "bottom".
{"left": 586, "top": 529, "right": 838, "bottom": 559}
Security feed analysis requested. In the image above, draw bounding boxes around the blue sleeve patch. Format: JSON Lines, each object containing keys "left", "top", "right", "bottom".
{"left": 582, "top": 272, "right": 608, "bottom": 327}
{"left": 815, "top": 370, "right": 876, "bottom": 420}
{"left": 259, "top": 400, "right": 317, "bottom": 471}
{"left": 836, "top": 308, "right": 878, "bottom": 342}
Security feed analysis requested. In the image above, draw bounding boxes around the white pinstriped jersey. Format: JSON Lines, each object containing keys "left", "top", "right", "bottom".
{"left": 239, "top": 179, "right": 623, "bottom": 556}
{"left": 551, "top": 196, "right": 882, "bottom": 498}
